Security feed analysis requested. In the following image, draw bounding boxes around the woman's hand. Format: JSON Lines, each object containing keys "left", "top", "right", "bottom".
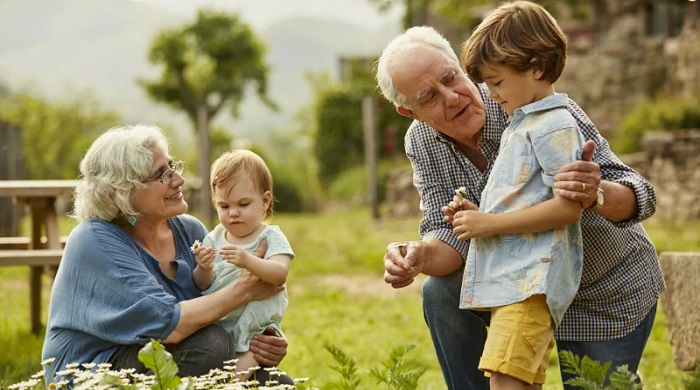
{"left": 249, "top": 327, "right": 288, "bottom": 366}
{"left": 237, "top": 269, "right": 283, "bottom": 303}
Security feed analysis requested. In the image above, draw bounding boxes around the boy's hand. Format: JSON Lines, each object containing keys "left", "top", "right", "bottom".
{"left": 452, "top": 210, "right": 492, "bottom": 240}
{"left": 442, "top": 194, "right": 479, "bottom": 223}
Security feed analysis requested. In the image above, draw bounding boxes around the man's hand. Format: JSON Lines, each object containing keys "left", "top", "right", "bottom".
{"left": 553, "top": 140, "right": 600, "bottom": 208}
{"left": 383, "top": 241, "right": 425, "bottom": 288}
{"left": 249, "top": 326, "right": 287, "bottom": 366}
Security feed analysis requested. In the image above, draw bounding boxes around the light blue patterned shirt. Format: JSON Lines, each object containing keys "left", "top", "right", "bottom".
{"left": 459, "top": 94, "right": 584, "bottom": 326}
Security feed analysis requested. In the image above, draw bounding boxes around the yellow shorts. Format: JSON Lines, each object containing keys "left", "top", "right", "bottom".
{"left": 479, "top": 294, "right": 555, "bottom": 385}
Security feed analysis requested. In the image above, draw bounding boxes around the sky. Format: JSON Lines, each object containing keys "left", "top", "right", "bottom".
{"left": 136, "top": 0, "right": 404, "bottom": 30}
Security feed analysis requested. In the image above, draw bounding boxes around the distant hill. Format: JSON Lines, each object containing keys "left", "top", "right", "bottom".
{"left": 0, "top": 0, "right": 400, "bottom": 143}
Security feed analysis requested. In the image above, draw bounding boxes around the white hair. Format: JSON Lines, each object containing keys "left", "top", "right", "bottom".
{"left": 375, "top": 26, "right": 461, "bottom": 108}
{"left": 72, "top": 124, "right": 170, "bottom": 222}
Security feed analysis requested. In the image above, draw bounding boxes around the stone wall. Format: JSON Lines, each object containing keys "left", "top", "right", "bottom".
{"left": 658, "top": 252, "right": 700, "bottom": 371}
{"left": 621, "top": 131, "right": 700, "bottom": 221}
{"left": 556, "top": 9, "right": 699, "bottom": 138}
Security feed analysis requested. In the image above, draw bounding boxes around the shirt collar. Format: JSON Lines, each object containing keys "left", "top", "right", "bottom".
{"left": 514, "top": 93, "right": 569, "bottom": 117}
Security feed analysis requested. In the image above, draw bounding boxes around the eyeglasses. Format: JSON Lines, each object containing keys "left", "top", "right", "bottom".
{"left": 146, "top": 161, "right": 185, "bottom": 186}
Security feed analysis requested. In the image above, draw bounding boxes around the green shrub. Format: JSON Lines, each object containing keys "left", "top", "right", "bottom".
{"left": 324, "top": 343, "right": 427, "bottom": 390}
{"left": 613, "top": 95, "right": 700, "bottom": 154}
{"left": 685, "top": 360, "right": 700, "bottom": 390}
{"left": 326, "top": 158, "right": 410, "bottom": 206}
{"left": 310, "top": 85, "right": 411, "bottom": 187}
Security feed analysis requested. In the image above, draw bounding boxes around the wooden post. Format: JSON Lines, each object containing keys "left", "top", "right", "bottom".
{"left": 362, "top": 96, "right": 379, "bottom": 221}
{"left": 196, "top": 105, "right": 214, "bottom": 228}
{"left": 0, "top": 122, "right": 25, "bottom": 236}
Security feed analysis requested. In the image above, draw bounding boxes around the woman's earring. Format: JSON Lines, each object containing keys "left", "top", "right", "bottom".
{"left": 127, "top": 215, "right": 138, "bottom": 226}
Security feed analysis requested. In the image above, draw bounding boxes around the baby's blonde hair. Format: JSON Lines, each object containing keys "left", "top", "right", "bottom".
{"left": 210, "top": 149, "right": 274, "bottom": 220}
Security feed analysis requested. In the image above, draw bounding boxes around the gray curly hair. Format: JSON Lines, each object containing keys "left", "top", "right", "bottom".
{"left": 72, "top": 124, "right": 169, "bottom": 222}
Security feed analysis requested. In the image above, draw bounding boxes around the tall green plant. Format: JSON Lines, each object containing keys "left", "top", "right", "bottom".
{"left": 324, "top": 343, "right": 362, "bottom": 390}
{"left": 324, "top": 343, "right": 427, "bottom": 390}
{"left": 369, "top": 345, "right": 428, "bottom": 390}
{"left": 559, "top": 350, "right": 641, "bottom": 390}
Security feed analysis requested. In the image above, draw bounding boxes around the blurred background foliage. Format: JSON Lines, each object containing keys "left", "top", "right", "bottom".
{"left": 0, "top": 0, "right": 698, "bottom": 214}
{"left": 612, "top": 94, "right": 700, "bottom": 154}
{"left": 0, "top": 91, "right": 120, "bottom": 180}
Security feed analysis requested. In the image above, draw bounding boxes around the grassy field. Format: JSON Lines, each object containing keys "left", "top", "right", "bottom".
{"left": 0, "top": 210, "right": 697, "bottom": 389}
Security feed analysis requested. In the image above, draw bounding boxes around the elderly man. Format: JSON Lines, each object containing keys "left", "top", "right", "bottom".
{"left": 376, "top": 26, "right": 664, "bottom": 389}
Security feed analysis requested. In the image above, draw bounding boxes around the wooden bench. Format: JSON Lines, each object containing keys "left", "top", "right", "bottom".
{"left": 0, "top": 249, "right": 64, "bottom": 334}
{"left": 0, "top": 236, "right": 68, "bottom": 249}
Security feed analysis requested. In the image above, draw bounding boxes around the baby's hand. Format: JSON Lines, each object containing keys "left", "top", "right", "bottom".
{"left": 219, "top": 245, "right": 249, "bottom": 268}
{"left": 192, "top": 241, "right": 216, "bottom": 271}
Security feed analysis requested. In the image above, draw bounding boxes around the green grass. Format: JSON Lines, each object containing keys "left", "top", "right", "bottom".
{"left": 0, "top": 211, "right": 697, "bottom": 389}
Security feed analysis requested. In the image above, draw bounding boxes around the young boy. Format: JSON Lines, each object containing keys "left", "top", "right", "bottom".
{"left": 447, "top": 1, "right": 585, "bottom": 388}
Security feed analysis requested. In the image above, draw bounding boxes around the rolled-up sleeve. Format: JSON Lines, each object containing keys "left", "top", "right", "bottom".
{"left": 567, "top": 100, "right": 657, "bottom": 225}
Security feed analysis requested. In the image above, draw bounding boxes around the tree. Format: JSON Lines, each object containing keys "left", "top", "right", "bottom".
{"left": 140, "top": 10, "right": 275, "bottom": 226}
{"left": 0, "top": 91, "right": 120, "bottom": 180}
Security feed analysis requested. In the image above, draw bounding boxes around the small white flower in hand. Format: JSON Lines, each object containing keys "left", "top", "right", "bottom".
{"left": 455, "top": 187, "right": 468, "bottom": 199}
{"left": 190, "top": 240, "right": 201, "bottom": 253}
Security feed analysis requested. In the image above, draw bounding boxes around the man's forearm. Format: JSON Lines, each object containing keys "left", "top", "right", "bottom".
{"left": 597, "top": 180, "right": 638, "bottom": 222}
{"left": 420, "top": 238, "right": 464, "bottom": 276}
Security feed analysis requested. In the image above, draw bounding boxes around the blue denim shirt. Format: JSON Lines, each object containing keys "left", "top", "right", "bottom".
{"left": 41, "top": 214, "right": 207, "bottom": 383}
{"left": 458, "top": 94, "right": 584, "bottom": 326}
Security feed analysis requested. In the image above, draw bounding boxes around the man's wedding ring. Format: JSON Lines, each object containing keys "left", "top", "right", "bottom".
{"left": 582, "top": 182, "right": 586, "bottom": 192}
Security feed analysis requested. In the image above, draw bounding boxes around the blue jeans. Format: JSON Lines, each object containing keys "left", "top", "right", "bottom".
{"left": 557, "top": 302, "right": 656, "bottom": 389}
{"left": 422, "top": 271, "right": 657, "bottom": 390}
{"left": 108, "top": 324, "right": 236, "bottom": 376}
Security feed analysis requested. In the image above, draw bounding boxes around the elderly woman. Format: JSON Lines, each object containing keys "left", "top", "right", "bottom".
{"left": 42, "top": 125, "right": 292, "bottom": 385}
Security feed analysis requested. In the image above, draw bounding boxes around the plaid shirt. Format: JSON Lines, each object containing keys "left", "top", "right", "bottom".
{"left": 406, "top": 83, "right": 665, "bottom": 341}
